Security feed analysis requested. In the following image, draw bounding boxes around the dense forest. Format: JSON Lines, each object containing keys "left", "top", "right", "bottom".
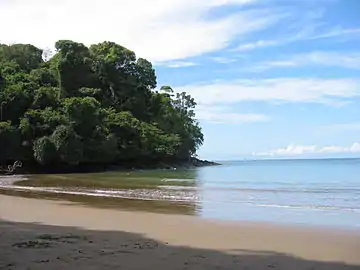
{"left": 0, "top": 41, "right": 205, "bottom": 171}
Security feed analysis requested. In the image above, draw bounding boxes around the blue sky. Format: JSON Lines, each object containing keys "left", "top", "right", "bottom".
{"left": 1, "top": 0, "right": 360, "bottom": 160}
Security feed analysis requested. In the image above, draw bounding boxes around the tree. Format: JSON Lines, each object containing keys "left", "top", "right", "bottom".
{"left": 89, "top": 42, "right": 137, "bottom": 108}
{"left": 0, "top": 40, "right": 204, "bottom": 169}
{"left": 19, "top": 108, "right": 66, "bottom": 142}
{"left": 105, "top": 110, "right": 142, "bottom": 159}
{"left": 0, "top": 44, "right": 43, "bottom": 72}
{"left": 50, "top": 125, "right": 83, "bottom": 165}
{"left": 0, "top": 83, "right": 33, "bottom": 124}
{"left": 135, "top": 58, "right": 157, "bottom": 90}
{"left": 33, "top": 136, "right": 57, "bottom": 165}
{"left": 29, "top": 67, "right": 58, "bottom": 87}
{"left": 61, "top": 97, "right": 101, "bottom": 138}
{"left": 0, "top": 121, "right": 21, "bottom": 163}
{"left": 0, "top": 71, "right": 5, "bottom": 91}
{"left": 32, "top": 87, "right": 61, "bottom": 109}
{"left": 55, "top": 40, "right": 95, "bottom": 97}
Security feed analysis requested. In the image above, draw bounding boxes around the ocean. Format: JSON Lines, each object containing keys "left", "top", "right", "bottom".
{"left": 196, "top": 158, "right": 360, "bottom": 228}
{"left": 1, "top": 158, "right": 360, "bottom": 229}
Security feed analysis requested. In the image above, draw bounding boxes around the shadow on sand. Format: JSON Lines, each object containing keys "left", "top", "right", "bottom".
{"left": 0, "top": 219, "right": 359, "bottom": 270}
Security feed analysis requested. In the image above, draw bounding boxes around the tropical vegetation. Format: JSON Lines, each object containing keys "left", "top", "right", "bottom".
{"left": 0, "top": 41, "right": 204, "bottom": 170}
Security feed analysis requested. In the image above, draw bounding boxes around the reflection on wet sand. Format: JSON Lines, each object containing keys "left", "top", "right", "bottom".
{"left": 0, "top": 172, "right": 201, "bottom": 216}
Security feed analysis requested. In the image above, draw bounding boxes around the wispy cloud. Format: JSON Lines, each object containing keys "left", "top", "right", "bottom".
{"left": 231, "top": 9, "right": 328, "bottom": 52}
{"left": 309, "top": 27, "right": 360, "bottom": 40}
{"left": 233, "top": 26, "right": 360, "bottom": 52}
{"left": 245, "top": 60, "right": 298, "bottom": 72}
{"left": 233, "top": 39, "right": 281, "bottom": 51}
{"left": 0, "top": 0, "right": 281, "bottom": 62}
{"left": 176, "top": 78, "right": 360, "bottom": 106}
{"left": 195, "top": 105, "right": 269, "bottom": 124}
{"left": 161, "top": 61, "right": 198, "bottom": 68}
{"left": 247, "top": 51, "right": 360, "bottom": 72}
{"left": 252, "top": 142, "right": 360, "bottom": 157}
{"left": 209, "top": 57, "right": 238, "bottom": 64}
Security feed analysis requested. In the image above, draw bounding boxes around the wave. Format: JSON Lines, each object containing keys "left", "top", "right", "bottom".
{"left": 160, "top": 178, "right": 193, "bottom": 182}
{"left": 1, "top": 176, "right": 359, "bottom": 213}
{"left": 1, "top": 185, "right": 198, "bottom": 203}
{"left": 159, "top": 185, "right": 197, "bottom": 190}
{"left": 159, "top": 185, "right": 360, "bottom": 195}
{"left": 242, "top": 202, "right": 360, "bottom": 213}
{"left": 0, "top": 175, "right": 27, "bottom": 187}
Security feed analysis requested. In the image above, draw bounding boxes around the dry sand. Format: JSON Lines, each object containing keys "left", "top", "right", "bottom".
{"left": 0, "top": 194, "right": 360, "bottom": 269}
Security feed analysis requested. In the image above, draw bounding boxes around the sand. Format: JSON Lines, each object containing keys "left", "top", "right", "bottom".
{"left": 0, "top": 194, "right": 359, "bottom": 269}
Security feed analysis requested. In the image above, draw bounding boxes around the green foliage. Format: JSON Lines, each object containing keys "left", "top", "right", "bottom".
{"left": 32, "top": 87, "right": 60, "bottom": 109}
{"left": 0, "top": 40, "right": 204, "bottom": 168}
{"left": 55, "top": 40, "right": 95, "bottom": 97}
{"left": 135, "top": 58, "right": 157, "bottom": 89}
{"left": 0, "top": 83, "right": 33, "bottom": 124}
{"left": 19, "top": 108, "right": 66, "bottom": 141}
{"left": 0, "top": 71, "right": 5, "bottom": 91}
{"left": 78, "top": 87, "right": 101, "bottom": 98}
{"left": 51, "top": 125, "right": 83, "bottom": 165}
{"left": 29, "top": 68, "right": 58, "bottom": 87}
{"left": 139, "top": 122, "right": 181, "bottom": 158}
{"left": 61, "top": 97, "right": 101, "bottom": 137}
{"left": 33, "top": 136, "right": 57, "bottom": 165}
{"left": 0, "top": 121, "right": 21, "bottom": 162}
{"left": 0, "top": 44, "right": 43, "bottom": 72}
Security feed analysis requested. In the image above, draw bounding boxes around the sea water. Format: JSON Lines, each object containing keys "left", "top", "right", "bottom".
{"left": 195, "top": 158, "right": 360, "bottom": 228}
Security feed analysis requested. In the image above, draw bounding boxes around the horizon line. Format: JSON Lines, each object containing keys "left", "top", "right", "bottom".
{"left": 209, "top": 156, "right": 360, "bottom": 162}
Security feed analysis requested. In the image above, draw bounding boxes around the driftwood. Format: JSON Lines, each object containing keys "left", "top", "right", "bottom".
{"left": 0, "top": 160, "right": 22, "bottom": 175}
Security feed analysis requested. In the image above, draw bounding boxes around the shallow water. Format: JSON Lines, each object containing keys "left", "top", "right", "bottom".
{"left": 197, "top": 159, "right": 360, "bottom": 228}
{"left": 1, "top": 158, "right": 360, "bottom": 228}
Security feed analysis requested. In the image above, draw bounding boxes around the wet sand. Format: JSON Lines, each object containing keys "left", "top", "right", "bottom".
{"left": 1, "top": 194, "right": 360, "bottom": 269}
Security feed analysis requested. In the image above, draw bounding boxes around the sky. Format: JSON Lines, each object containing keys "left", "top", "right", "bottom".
{"left": 0, "top": 0, "right": 360, "bottom": 160}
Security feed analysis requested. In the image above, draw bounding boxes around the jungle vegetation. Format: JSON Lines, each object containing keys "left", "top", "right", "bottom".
{"left": 0, "top": 41, "right": 204, "bottom": 170}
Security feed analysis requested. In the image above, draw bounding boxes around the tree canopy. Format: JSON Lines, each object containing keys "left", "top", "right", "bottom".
{"left": 0, "top": 41, "right": 204, "bottom": 168}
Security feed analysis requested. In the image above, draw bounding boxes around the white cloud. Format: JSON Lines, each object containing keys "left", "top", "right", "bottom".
{"left": 252, "top": 142, "right": 360, "bottom": 157}
{"left": 246, "top": 60, "right": 298, "bottom": 72}
{"left": 176, "top": 78, "right": 360, "bottom": 106}
{"left": 233, "top": 39, "right": 280, "bottom": 51}
{"left": 296, "top": 52, "right": 360, "bottom": 69}
{"left": 0, "top": 0, "right": 280, "bottom": 62}
{"left": 162, "top": 61, "right": 198, "bottom": 68}
{"left": 195, "top": 105, "right": 269, "bottom": 124}
{"left": 309, "top": 27, "right": 360, "bottom": 40}
{"left": 233, "top": 26, "right": 360, "bottom": 52}
{"left": 209, "top": 57, "right": 238, "bottom": 64}
{"left": 247, "top": 51, "right": 360, "bottom": 72}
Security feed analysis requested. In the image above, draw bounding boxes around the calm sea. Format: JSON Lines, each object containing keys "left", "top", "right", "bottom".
{"left": 196, "top": 158, "right": 360, "bottom": 228}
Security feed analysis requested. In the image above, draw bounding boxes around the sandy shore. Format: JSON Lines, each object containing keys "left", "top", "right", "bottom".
{"left": 0, "top": 195, "right": 359, "bottom": 269}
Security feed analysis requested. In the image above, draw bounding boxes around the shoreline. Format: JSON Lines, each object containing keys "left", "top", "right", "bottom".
{"left": 1, "top": 195, "right": 358, "bottom": 236}
{"left": 1, "top": 174, "right": 360, "bottom": 231}
{"left": 0, "top": 189, "right": 360, "bottom": 234}
{"left": 1, "top": 189, "right": 359, "bottom": 232}
{"left": 1, "top": 158, "right": 220, "bottom": 175}
{"left": 1, "top": 194, "right": 360, "bottom": 269}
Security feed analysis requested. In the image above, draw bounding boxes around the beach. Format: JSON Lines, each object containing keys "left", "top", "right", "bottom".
{"left": 1, "top": 194, "right": 360, "bottom": 269}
